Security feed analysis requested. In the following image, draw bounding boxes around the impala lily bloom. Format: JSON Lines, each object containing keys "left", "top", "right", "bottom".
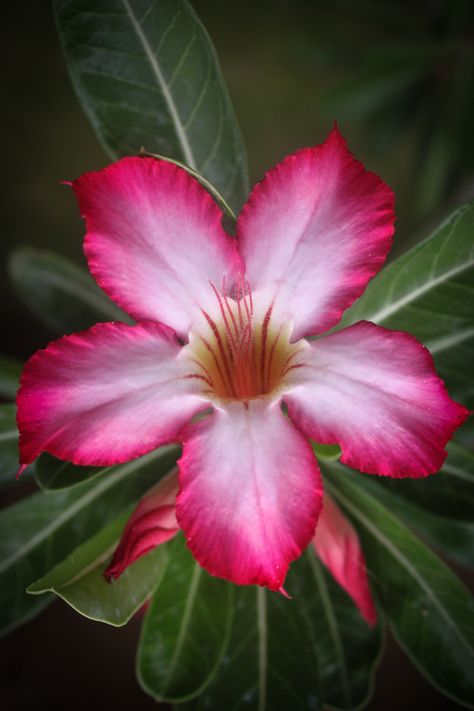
{"left": 17, "top": 126, "right": 468, "bottom": 594}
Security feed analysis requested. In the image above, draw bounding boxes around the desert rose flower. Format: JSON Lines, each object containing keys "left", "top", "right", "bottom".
{"left": 17, "top": 127, "right": 468, "bottom": 595}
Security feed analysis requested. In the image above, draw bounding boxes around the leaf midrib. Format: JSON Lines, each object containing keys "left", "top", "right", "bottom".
{"left": 306, "top": 550, "right": 351, "bottom": 707}
{"left": 0, "top": 448, "right": 163, "bottom": 576}
{"left": 121, "top": 0, "right": 197, "bottom": 170}
{"left": 23, "top": 263, "right": 124, "bottom": 320}
{"left": 366, "top": 258, "right": 474, "bottom": 325}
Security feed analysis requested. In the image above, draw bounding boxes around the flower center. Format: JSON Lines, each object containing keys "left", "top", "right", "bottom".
{"left": 183, "top": 279, "right": 305, "bottom": 402}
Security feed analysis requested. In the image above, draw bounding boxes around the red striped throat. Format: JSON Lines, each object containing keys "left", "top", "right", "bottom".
{"left": 183, "top": 278, "right": 307, "bottom": 403}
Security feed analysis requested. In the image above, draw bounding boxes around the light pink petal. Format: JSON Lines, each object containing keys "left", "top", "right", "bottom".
{"left": 237, "top": 126, "right": 394, "bottom": 339}
{"left": 105, "top": 471, "right": 180, "bottom": 581}
{"left": 285, "top": 321, "right": 469, "bottom": 477}
{"left": 17, "top": 322, "right": 206, "bottom": 467}
{"left": 73, "top": 157, "right": 242, "bottom": 337}
{"left": 176, "top": 400, "right": 322, "bottom": 590}
{"left": 313, "top": 492, "right": 376, "bottom": 625}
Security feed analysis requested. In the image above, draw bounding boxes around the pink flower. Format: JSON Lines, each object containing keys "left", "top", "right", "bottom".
{"left": 17, "top": 127, "right": 468, "bottom": 599}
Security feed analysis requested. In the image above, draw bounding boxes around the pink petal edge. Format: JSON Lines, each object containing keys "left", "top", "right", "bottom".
{"left": 176, "top": 400, "right": 323, "bottom": 591}
{"left": 73, "top": 156, "right": 242, "bottom": 338}
{"left": 105, "top": 471, "right": 180, "bottom": 581}
{"left": 237, "top": 124, "right": 395, "bottom": 339}
{"left": 313, "top": 492, "right": 377, "bottom": 625}
{"left": 17, "top": 321, "right": 206, "bottom": 468}
{"left": 285, "top": 321, "right": 469, "bottom": 478}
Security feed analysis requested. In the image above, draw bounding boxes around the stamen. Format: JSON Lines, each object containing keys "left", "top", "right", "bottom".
{"left": 187, "top": 281, "right": 303, "bottom": 401}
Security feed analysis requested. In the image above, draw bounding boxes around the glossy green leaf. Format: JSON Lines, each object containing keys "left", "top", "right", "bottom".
{"left": 0, "top": 355, "right": 22, "bottom": 399}
{"left": 325, "top": 464, "right": 474, "bottom": 708}
{"left": 0, "top": 404, "right": 22, "bottom": 489}
{"left": 35, "top": 447, "right": 177, "bottom": 492}
{"left": 137, "top": 535, "right": 233, "bottom": 703}
{"left": 54, "top": 0, "right": 249, "bottom": 213}
{"left": 357, "top": 474, "right": 474, "bottom": 571}
{"left": 178, "top": 549, "right": 381, "bottom": 711}
{"left": 8, "top": 248, "right": 128, "bottom": 334}
{"left": 341, "top": 201, "right": 474, "bottom": 406}
{"left": 0, "top": 445, "right": 175, "bottom": 636}
{"left": 28, "top": 511, "right": 167, "bottom": 626}
{"left": 375, "top": 441, "right": 474, "bottom": 522}
{"left": 34, "top": 454, "right": 103, "bottom": 492}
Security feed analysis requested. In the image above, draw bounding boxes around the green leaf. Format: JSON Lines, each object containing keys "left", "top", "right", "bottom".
{"left": 137, "top": 535, "right": 234, "bottom": 703}
{"left": 0, "top": 355, "right": 22, "bottom": 399}
{"left": 374, "top": 441, "right": 474, "bottom": 522}
{"left": 325, "top": 463, "right": 474, "bottom": 708}
{"left": 0, "top": 404, "right": 23, "bottom": 490}
{"left": 179, "top": 550, "right": 381, "bottom": 711}
{"left": 312, "top": 441, "right": 342, "bottom": 462}
{"left": 54, "top": 0, "right": 249, "bottom": 213}
{"left": 28, "top": 511, "right": 167, "bottom": 626}
{"left": 35, "top": 454, "right": 103, "bottom": 492}
{"left": 35, "top": 447, "right": 178, "bottom": 492}
{"left": 341, "top": 201, "right": 474, "bottom": 406}
{"left": 356, "top": 473, "right": 474, "bottom": 571}
{"left": 0, "top": 445, "right": 176, "bottom": 636}
{"left": 8, "top": 248, "right": 128, "bottom": 334}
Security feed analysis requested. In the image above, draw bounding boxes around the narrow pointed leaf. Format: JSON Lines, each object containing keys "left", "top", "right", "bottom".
{"left": 54, "top": 0, "right": 249, "bottom": 213}
{"left": 35, "top": 446, "right": 178, "bottom": 492}
{"left": 0, "top": 446, "right": 175, "bottom": 635}
{"left": 137, "top": 535, "right": 233, "bottom": 703}
{"left": 0, "top": 404, "right": 27, "bottom": 490}
{"left": 28, "top": 511, "right": 167, "bottom": 626}
{"left": 9, "top": 248, "right": 128, "bottom": 334}
{"left": 0, "top": 355, "right": 22, "bottom": 399}
{"left": 325, "top": 463, "right": 474, "bottom": 708}
{"left": 341, "top": 201, "right": 474, "bottom": 406}
{"left": 181, "top": 551, "right": 380, "bottom": 711}
{"left": 358, "top": 474, "right": 474, "bottom": 571}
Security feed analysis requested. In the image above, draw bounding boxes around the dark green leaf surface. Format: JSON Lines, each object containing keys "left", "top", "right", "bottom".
{"left": 0, "top": 446, "right": 175, "bottom": 636}
{"left": 28, "top": 511, "right": 167, "bottom": 626}
{"left": 35, "top": 454, "right": 104, "bottom": 492}
{"left": 137, "top": 535, "right": 233, "bottom": 703}
{"left": 9, "top": 248, "right": 128, "bottom": 334}
{"left": 375, "top": 441, "right": 474, "bottom": 522}
{"left": 54, "top": 0, "right": 249, "bottom": 213}
{"left": 177, "top": 549, "right": 380, "bottom": 711}
{"left": 357, "top": 473, "right": 474, "bottom": 571}
{"left": 341, "top": 201, "right": 474, "bottom": 406}
{"left": 0, "top": 355, "right": 22, "bottom": 399}
{"left": 34, "top": 447, "right": 178, "bottom": 492}
{"left": 326, "top": 464, "right": 474, "bottom": 708}
{"left": 0, "top": 404, "right": 22, "bottom": 489}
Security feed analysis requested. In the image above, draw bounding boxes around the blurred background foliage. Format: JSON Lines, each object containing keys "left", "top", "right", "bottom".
{"left": 2, "top": 0, "right": 474, "bottom": 364}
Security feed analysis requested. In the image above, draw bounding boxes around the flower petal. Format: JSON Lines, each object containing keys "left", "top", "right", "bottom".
{"left": 176, "top": 400, "right": 322, "bottom": 590}
{"left": 237, "top": 126, "right": 394, "bottom": 339}
{"left": 17, "top": 322, "right": 206, "bottom": 467}
{"left": 285, "top": 321, "right": 469, "bottom": 477}
{"left": 105, "top": 471, "right": 180, "bottom": 581}
{"left": 73, "top": 157, "right": 242, "bottom": 337}
{"left": 313, "top": 492, "right": 376, "bottom": 625}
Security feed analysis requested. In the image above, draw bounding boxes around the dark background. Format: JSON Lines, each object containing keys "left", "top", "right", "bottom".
{"left": 1, "top": 1, "right": 473, "bottom": 709}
